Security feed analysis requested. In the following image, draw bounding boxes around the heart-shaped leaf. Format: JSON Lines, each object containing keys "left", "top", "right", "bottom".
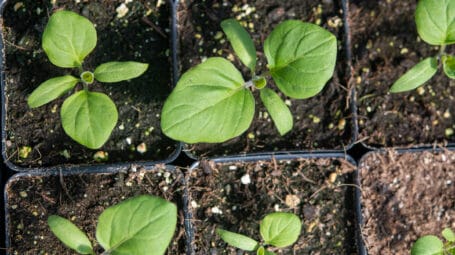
{"left": 217, "top": 228, "right": 259, "bottom": 251}
{"left": 48, "top": 215, "right": 94, "bottom": 255}
{"left": 260, "top": 212, "right": 301, "bottom": 248}
{"left": 415, "top": 0, "right": 455, "bottom": 45}
{"left": 443, "top": 55, "right": 455, "bottom": 79}
{"left": 264, "top": 20, "right": 337, "bottom": 99}
{"left": 96, "top": 195, "right": 177, "bottom": 255}
{"left": 390, "top": 57, "right": 438, "bottom": 93}
{"left": 411, "top": 235, "right": 444, "bottom": 255}
{"left": 28, "top": 75, "right": 79, "bottom": 108}
{"left": 42, "top": 11, "right": 97, "bottom": 68}
{"left": 259, "top": 88, "right": 293, "bottom": 135}
{"left": 94, "top": 61, "right": 149, "bottom": 83}
{"left": 61, "top": 90, "right": 118, "bottom": 149}
{"left": 161, "top": 57, "right": 255, "bottom": 143}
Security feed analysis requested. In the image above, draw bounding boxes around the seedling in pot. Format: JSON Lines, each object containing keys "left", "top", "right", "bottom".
{"left": 217, "top": 212, "right": 302, "bottom": 254}
{"left": 411, "top": 228, "right": 455, "bottom": 255}
{"left": 161, "top": 18, "right": 337, "bottom": 143}
{"left": 28, "top": 10, "right": 148, "bottom": 149}
{"left": 390, "top": 0, "right": 455, "bottom": 93}
{"left": 48, "top": 195, "right": 177, "bottom": 255}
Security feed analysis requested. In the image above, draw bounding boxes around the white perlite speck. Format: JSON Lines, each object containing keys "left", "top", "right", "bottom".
{"left": 211, "top": 206, "right": 223, "bottom": 214}
{"left": 116, "top": 3, "right": 129, "bottom": 18}
{"left": 241, "top": 174, "right": 251, "bottom": 184}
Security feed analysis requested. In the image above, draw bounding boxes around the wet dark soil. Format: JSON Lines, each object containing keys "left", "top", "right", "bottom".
{"left": 187, "top": 156, "right": 359, "bottom": 254}
{"left": 5, "top": 165, "right": 186, "bottom": 254}
{"left": 348, "top": 0, "right": 455, "bottom": 147}
{"left": 177, "top": 0, "right": 353, "bottom": 158}
{"left": 359, "top": 150, "right": 455, "bottom": 254}
{"left": 2, "top": 0, "right": 177, "bottom": 168}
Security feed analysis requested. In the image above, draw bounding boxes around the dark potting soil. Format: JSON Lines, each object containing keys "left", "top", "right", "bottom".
{"left": 6, "top": 165, "right": 186, "bottom": 254}
{"left": 359, "top": 150, "right": 455, "bottom": 254}
{"left": 348, "top": 0, "right": 455, "bottom": 147}
{"left": 187, "top": 157, "right": 358, "bottom": 254}
{"left": 177, "top": 0, "right": 353, "bottom": 158}
{"left": 2, "top": 0, "right": 177, "bottom": 168}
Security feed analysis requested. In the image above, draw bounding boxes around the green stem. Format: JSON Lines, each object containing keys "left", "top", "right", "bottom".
{"left": 439, "top": 44, "right": 447, "bottom": 59}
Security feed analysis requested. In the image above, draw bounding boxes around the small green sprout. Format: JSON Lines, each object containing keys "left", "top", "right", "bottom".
{"left": 48, "top": 195, "right": 177, "bottom": 255}
{"left": 28, "top": 11, "right": 149, "bottom": 149}
{"left": 390, "top": 0, "right": 455, "bottom": 93}
{"left": 217, "top": 212, "right": 302, "bottom": 255}
{"left": 161, "top": 18, "right": 337, "bottom": 143}
{"left": 411, "top": 228, "right": 455, "bottom": 255}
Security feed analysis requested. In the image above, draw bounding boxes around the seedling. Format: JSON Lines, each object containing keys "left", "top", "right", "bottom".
{"left": 411, "top": 228, "right": 455, "bottom": 255}
{"left": 161, "top": 18, "right": 337, "bottom": 143}
{"left": 390, "top": 0, "right": 455, "bottom": 93}
{"left": 28, "top": 11, "right": 148, "bottom": 149}
{"left": 48, "top": 195, "right": 177, "bottom": 255}
{"left": 217, "top": 212, "right": 302, "bottom": 254}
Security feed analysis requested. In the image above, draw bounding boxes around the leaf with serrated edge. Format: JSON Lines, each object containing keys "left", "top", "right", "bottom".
{"left": 42, "top": 11, "right": 97, "bottom": 68}
{"left": 443, "top": 55, "right": 455, "bottom": 79}
{"left": 221, "top": 19, "right": 257, "bottom": 72}
{"left": 260, "top": 88, "right": 293, "bottom": 135}
{"left": 96, "top": 195, "right": 177, "bottom": 255}
{"left": 48, "top": 215, "right": 94, "bottom": 255}
{"left": 260, "top": 212, "right": 301, "bottom": 248}
{"left": 390, "top": 57, "right": 438, "bottom": 93}
{"left": 217, "top": 228, "right": 258, "bottom": 251}
{"left": 442, "top": 228, "right": 455, "bottom": 242}
{"left": 94, "top": 61, "right": 149, "bottom": 83}
{"left": 415, "top": 0, "right": 455, "bottom": 45}
{"left": 61, "top": 91, "right": 118, "bottom": 149}
{"left": 28, "top": 75, "right": 79, "bottom": 108}
{"left": 161, "top": 57, "right": 254, "bottom": 143}
{"left": 411, "top": 235, "right": 444, "bottom": 255}
{"left": 264, "top": 20, "right": 337, "bottom": 99}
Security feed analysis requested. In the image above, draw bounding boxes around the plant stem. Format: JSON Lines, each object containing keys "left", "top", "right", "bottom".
{"left": 438, "top": 44, "right": 446, "bottom": 59}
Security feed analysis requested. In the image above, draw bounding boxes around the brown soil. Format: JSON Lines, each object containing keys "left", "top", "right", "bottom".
{"left": 359, "top": 150, "right": 455, "bottom": 254}
{"left": 348, "top": 0, "right": 455, "bottom": 147}
{"left": 187, "top": 156, "right": 359, "bottom": 254}
{"left": 5, "top": 165, "right": 187, "bottom": 254}
{"left": 2, "top": 0, "right": 177, "bottom": 168}
{"left": 177, "top": 0, "right": 353, "bottom": 158}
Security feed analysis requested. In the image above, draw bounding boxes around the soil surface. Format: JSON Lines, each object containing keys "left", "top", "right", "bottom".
{"left": 187, "top": 157, "right": 359, "bottom": 254}
{"left": 359, "top": 150, "right": 455, "bottom": 254}
{"left": 177, "top": 0, "right": 353, "bottom": 158}
{"left": 348, "top": 0, "right": 455, "bottom": 147}
{"left": 2, "top": 0, "right": 177, "bottom": 168}
{"left": 6, "top": 165, "right": 186, "bottom": 254}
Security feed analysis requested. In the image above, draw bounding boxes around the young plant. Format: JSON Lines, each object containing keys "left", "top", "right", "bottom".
{"left": 217, "top": 212, "right": 302, "bottom": 255}
{"left": 390, "top": 0, "right": 455, "bottom": 92}
{"left": 411, "top": 228, "right": 455, "bottom": 255}
{"left": 28, "top": 10, "right": 148, "bottom": 149}
{"left": 47, "top": 195, "right": 177, "bottom": 255}
{"left": 161, "top": 18, "right": 337, "bottom": 143}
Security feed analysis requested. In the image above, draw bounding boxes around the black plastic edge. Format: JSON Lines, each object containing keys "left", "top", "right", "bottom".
{"left": 0, "top": 0, "right": 182, "bottom": 173}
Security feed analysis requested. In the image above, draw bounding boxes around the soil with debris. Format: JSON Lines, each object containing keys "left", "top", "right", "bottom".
{"left": 359, "top": 150, "right": 455, "bottom": 254}
{"left": 2, "top": 0, "right": 177, "bottom": 168}
{"left": 187, "top": 157, "right": 359, "bottom": 254}
{"left": 5, "top": 165, "right": 187, "bottom": 254}
{"left": 177, "top": 0, "right": 353, "bottom": 158}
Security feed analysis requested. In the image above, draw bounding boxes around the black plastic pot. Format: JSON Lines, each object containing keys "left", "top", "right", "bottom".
{"left": 184, "top": 152, "right": 365, "bottom": 255}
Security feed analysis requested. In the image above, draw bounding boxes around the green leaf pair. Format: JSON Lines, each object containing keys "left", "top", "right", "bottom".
{"left": 161, "top": 18, "right": 337, "bottom": 143}
{"left": 217, "top": 212, "right": 302, "bottom": 254}
{"left": 28, "top": 11, "right": 148, "bottom": 149}
{"left": 390, "top": 0, "right": 455, "bottom": 93}
{"left": 48, "top": 195, "right": 177, "bottom": 255}
{"left": 411, "top": 228, "right": 455, "bottom": 255}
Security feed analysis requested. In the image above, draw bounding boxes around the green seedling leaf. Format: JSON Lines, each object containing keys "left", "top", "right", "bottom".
{"left": 411, "top": 235, "right": 444, "bottom": 255}
{"left": 390, "top": 57, "right": 438, "bottom": 93}
{"left": 442, "top": 228, "right": 455, "bottom": 242}
{"left": 257, "top": 246, "right": 276, "bottom": 255}
{"left": 264, "top": 20, "right": 337, "bottom": 99}
{"left": 42, "top": 11, "right": 97, "bottom": 68}
{"left": 217, "top": 228, "right": 259, "bottom": 251}
{"left": 415, "top": 0, "right": 455, "bottom": 45}
{"left": 94, "top": 61, "right": 149, "bottom": 83}
{"left": 28, "top": 75, "right": 79, "bottom": 108}
{"left": 221, "top": 19, "right": 257, "bottom": 72}
{"left": 161, "top": 57, "right": 255, "bottom": 143}
{"left": 260, "top": 212, "right": 301, "bottom": 248}
{"left": 61, "top": 91, "right": 118, "bottom": 149}
{"left": 48, "top": 215, "right": 94, "bottom": 255}
{"left": 96, "top": 195, "right": 177, "bottom": 255}
{"left": 259, "top": 88, "right": 293, "bottom": 135}
{"left": 443, "top": 55, "right": 455, "bottom": 79}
